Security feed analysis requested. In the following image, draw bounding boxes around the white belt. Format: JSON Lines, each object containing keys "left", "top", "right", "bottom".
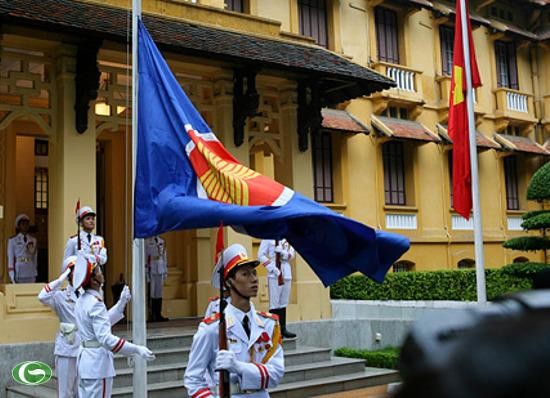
{"left": 17, "top": 257, "right": 32, "bottom": 263}
{"left": 82, "top": 340, "right": 101, "bottom": 348}
{"left": 230, "top": 383, "right": 261, "bottom": 395}
{"left": 59, "top": 323, "right": 77, "bottom": 345}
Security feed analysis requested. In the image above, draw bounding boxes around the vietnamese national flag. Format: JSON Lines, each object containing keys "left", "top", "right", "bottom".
{"left": 449, "top": 0, "right": 482, "bottom": 219}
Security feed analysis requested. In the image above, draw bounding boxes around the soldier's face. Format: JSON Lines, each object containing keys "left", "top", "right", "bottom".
{"left": 81, "top": 215, "right": 96, "bottom": 231}
{"left": 228, "top": 264, "right": 259, "bottom": 298}
{"left": 17, "top": 220, "right": 30, "bottom": 233}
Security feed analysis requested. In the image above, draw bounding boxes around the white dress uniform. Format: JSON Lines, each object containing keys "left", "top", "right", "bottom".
{"left": 63, "top": 231, "right": 107, "bottom": 272}
{"left": 38, "top": 279, "right": 80, "bottom": 398}
{"left": 7, "top": 233, "right": 38, "bottom": 283}
{"left": 184, "top": 302, "right": 285, "bottom": 398}
{"left": 204, "top": 296, "right": 232, "bottom": 318}
{"left": 75, "top": 289, "right": 145, "bottom": 398}
{"left": 145, "top": 236, "right": 168, "bottom": 299}
{"left": 257, "top": 240, "right": 295, "bottom": 309}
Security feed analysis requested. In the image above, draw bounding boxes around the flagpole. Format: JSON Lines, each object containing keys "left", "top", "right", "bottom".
{"left": 459, "top": 0, "right": 486, "bottom": 303}
{"left": 132, "top": 0, "right": 148, "bottom": 396}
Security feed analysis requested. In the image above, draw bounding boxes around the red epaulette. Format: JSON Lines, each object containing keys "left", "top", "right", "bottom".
{"left": 202, "top": 312, "right": 221, "bottom": 324}
{"left": 257, "top": 311, "right": 279, "bottom": 321}
{"left": 208, "top": 295, "right": 220, "bottom": 302}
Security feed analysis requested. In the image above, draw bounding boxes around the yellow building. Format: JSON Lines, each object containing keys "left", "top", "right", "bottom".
{"left": 0, "top": 0, "right": 548, "bottom": 343}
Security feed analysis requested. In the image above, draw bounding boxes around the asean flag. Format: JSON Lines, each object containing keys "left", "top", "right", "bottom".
{"left": 135, "top": 20, "right": 409, "bottom": 286}
{"left": 449, "top": 0, "right": 482, "bottom": 219}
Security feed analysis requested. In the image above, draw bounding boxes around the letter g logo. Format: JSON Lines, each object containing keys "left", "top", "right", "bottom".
{"left": 12, "top": 361, "right": 53, "bottom": 385}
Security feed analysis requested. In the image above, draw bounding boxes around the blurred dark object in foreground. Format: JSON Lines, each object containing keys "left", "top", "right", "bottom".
{"left": 395, "top": 289, "right": 550, "bottom": 398}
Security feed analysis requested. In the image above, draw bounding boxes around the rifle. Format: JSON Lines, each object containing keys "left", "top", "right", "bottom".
{"left": 75, "top": 199, "right": 81, "bottom": 251}
{"left": 216, "top": 222, "right": 231, "bottom": 398}
{"left": 275, "top": 240, "right": 284, "bottom": 286}
{"left": 217, "top": 227, "right": 230, "bottom": 398}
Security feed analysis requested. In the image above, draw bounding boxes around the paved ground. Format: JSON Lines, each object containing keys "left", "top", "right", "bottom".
{"left": 314, "top": 383, "right": 399, "bottom": 397}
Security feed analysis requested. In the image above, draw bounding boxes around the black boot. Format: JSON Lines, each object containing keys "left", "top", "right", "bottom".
{"left": 156, "top": 298, "right": 169, "bottom": 322}
{"left": 149, "top": 299, "right": 157, "bottom": 322}
{"left": 280, "top": 307, "right": 296, "bottom": 338}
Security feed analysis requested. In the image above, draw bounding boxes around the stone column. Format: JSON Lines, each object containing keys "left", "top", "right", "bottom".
{"left": 279, "top": 84, "right": 331, "bottom": 322}
{"left": 49, "top": 44, "right": 97, "bottom": 278}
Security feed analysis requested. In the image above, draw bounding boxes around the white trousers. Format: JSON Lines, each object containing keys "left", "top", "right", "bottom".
{"left": 79, "top": 377, "right": 113, "bottom": 398}
{"left": 55, "top": 355, "right": 78, "bottom": 398}
{"left": 15, "top": 276, "right": 36, "bottom": 283}
{"left": 267, "top": 278, "right": 291, "bottom": 309}
{"left": 150, "top": 274, "right": 164, "bottom": 298}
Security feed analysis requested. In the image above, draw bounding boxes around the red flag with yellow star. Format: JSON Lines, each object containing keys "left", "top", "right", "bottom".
{"left": 449, "top": 0, "right": 482, "bottom": 219}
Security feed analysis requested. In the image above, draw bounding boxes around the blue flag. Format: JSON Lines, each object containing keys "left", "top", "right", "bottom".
{"left": 135, "top": 20, "right": 409, "bottom": 286}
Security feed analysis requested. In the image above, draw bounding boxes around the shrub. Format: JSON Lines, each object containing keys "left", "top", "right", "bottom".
{"left": 334, "top": 347, "right": 399, "bottom": 369}
{"left": 503, "top": 236, "right": 550, "bottom": 252}
{"left": 330, "top": 269, "right": 532, "bottom": 301}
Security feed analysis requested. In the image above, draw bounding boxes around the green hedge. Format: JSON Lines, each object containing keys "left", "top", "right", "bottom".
{"left": 503, "top": 236, "right": 550, "bottom": 252}
{"left": 527, "top": 162, "right": 550, "bottom": 201}
{"left": 330, "top": 268, "right": 532, "bottom": 301}
{"left": 334, "top": 347, "right": 399, "bottom": 369}
{"left": 521, "top": 212, "right": 550, "bottom": 230}
{"left": 500, "top": 262, "right": 550, "bottom": 278}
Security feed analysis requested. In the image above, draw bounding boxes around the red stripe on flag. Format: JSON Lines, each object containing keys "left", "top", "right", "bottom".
{"left": 449, "top": 0, "right": 482, "bottom": 219}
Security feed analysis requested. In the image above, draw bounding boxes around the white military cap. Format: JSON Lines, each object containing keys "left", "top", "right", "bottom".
{"left": 76, "top": 206, "right": 96, "bottom": 223}
{"left": 211, "top": 243, "right": 260, "bottom": 289}
{"left": 14, "top": 213, "right": 30, "bottom": 228}
{"left": 73, "top": 250, "right": 96, "bottom": 290}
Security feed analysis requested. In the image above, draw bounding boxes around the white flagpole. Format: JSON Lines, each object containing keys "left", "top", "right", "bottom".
{"left": 132, "top": 0, "right": 148, "bottom": 396}
{"left": 459, "top": 0, "right": 486, "bottom": 303}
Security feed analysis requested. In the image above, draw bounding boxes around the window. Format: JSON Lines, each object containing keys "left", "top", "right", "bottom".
{"left": 35, "top": 168, "right": 48, "bottom": 209}
{"left": 495, "top": 41, "right": 518, "bottom": 90}
{"left": 299, "top": 0, "right": 328, "bottom": 48}
{"left": 35, "top": 139, "right": 48, "bottom": 156}
{"left": 375, "top": 7, "right": 399, "bottom": 64}
{"left": 458, "top": 259, "right": 475, "bottom": 269}
{"left": 225, "top": 0, "right": 243, "bottom": 12}
{"left": 440, "top": 25, "right": 454, "bottom": 76}
{"left": 312, "top": 131, "right": 333, "bottom": 202}
{"left": 393, "top": 261, "right": 414, "bottom": 272}
{"left": 383, "top": 141, "right": 406, "bottom": 205}
{"left": 506, "top": 125, "right": 521, "bottom": 136}
{"left": 513, "top": 257, "right": 529, "bottom": 263}
{"left": 384, "top": 106, "right": 408, "bottom": 119}
{"left": 504, "top": 156, "right": 519, "bottom": 210}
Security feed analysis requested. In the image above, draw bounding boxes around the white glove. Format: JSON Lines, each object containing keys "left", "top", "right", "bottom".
{"left": 274, "top": 245, "right": 282, "bottom": 254}
{"left": 162, "top": 273, "right": 168, "bottom": 282}
{"left": 60, "top": 267, "right": 72, "bottom": 281}
{"left": 120, "top": 285, "right": 132, "bottom": 304}
{"left": 86, "top": 253, "right": 97, "bottom": 264}
{"left": 136, "top": 346, "right": 155, "bottom": 361}
{"left": 274, "top": 268, "right": 281, "bottom": 277}
{"left": 9, "top": 270, "right": 15, "bottom": 283}
{"left": 215, "top": 349, "right": 245, "bottom": 374}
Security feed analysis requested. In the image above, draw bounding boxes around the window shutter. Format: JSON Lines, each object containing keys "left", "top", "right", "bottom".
{"left": 507, "top": 42, "right": 519, "bottom": 90}
{"left": 375, "top": 7, "right": 399, "bottom": 64}
{"left": 299, "top": 0, "right": 328, "bottom": 48}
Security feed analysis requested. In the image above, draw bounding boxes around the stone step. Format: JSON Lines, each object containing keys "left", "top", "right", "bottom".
{"left": 7, "top": 365, "right": 397, "bottom": 398}
{"left": 99, "top": 355, "right": 363, "bottom": 389}
{"left": 269, "top": 368, "right": 400, "bottom": 398}
{"left": 112, "top": 341, "right": 314, "bottom": 370}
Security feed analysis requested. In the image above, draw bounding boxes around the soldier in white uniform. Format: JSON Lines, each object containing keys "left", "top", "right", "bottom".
{"left": 145, "top": 236, "right": 169, "bottom": 321}
{"left": 7, "top": 213, "right": 38, "bottom": 283}
{"left": 63, "top": 206, "right": 107, "bottom": 272}
{"left": 73, "top": 254, "right": 155, "bottom": 398}
{"left": 257, "top": 239, "right": 296, "bottom": 338}
{"left": 184, "top": 243, "right": 285, "bottom": 398}
{"left": 38, "top": 256, "right": 133, "bottom": 398}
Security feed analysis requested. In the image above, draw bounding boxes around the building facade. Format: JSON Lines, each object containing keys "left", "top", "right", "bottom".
{"left": 0, "top": 0, "right": 548, "bottom": 343}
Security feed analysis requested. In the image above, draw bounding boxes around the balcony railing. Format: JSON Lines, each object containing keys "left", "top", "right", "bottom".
{"left": 386, "top": 213, "right": 417, "bottom": 230}
{"left": 506, "top": 91, "right": 529, "bottom": 113}
{"left": 451, "top": 214, "right": 473, "bottom": 230}
{"left": 386, "top": 66, "right": 416, "bottom": 92}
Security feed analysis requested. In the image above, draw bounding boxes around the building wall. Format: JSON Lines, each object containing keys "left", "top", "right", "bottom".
{"left": 0, "top": 0, "right": 548, "bottom": 343}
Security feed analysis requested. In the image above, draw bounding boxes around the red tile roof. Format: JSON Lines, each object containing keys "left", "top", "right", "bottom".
{"left": 494, "top": 134, "right": 549, "bottom": 155}
{"left": 373, "top": 116, "right": 440, "bottom": 143}
{"left": 321, "top": 109, "right": 369, "bottom": 134}
{"left": 437, "top": 124, "right": 501, "bottom": 149}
